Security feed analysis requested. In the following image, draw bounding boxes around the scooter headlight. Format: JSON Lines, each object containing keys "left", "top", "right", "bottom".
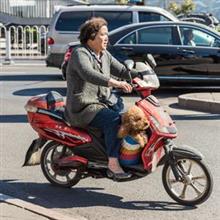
{"left": 150, "top": 116, "right": 170, "bottom": 134}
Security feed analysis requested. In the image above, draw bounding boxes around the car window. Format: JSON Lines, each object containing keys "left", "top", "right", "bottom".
{"left": 179, "top": 27, "right": 217, "bottom": 47}
{"left": 138, "top": 27, "right": 173, "bottom": 44}
{"left": 118, "top": 32, "right": 137, "bottom": 44}
{"left": 55, "top": 11, "right": 92, "bottom": 31}
{"left": 139, "top": 12, "right": 170, "bottom": 22}
{"left": 94, "top": 11, "right": 132, "bottom": 31}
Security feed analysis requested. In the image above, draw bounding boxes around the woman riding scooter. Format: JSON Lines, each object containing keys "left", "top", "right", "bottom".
{"left": 23, "top": 25, "right": 213, "bottom": 204}
{"left": 64, "top": 17, "right": 140, "bottom": 180}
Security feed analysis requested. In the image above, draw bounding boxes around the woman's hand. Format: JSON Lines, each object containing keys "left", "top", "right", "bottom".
{"left": 108, "top": 78, "right": 132, "bottom": 93}
{"left": 118, "top": 81, "right": 132, "bottom": 93}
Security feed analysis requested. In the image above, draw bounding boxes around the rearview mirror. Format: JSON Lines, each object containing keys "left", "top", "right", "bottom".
{"left": 146, "top": 54, "right": 157, "bottom": 69}
{"left": 124, "top": 59, "right": 134, "bottom": 71}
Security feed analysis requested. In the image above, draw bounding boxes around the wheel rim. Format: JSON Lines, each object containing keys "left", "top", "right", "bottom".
{"left": 166, "top": 159, "right": 209, "bottom": 202}
{"left": 43, "top": 144, "right": 78, "bottom": 185}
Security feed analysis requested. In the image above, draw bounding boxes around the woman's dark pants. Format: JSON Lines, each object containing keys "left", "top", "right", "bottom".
{"left": 89, "top": 108, "right": 121, "bottom": 158}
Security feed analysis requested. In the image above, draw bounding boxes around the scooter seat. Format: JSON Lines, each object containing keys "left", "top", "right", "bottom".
{"left": 53, "top": 107, "right": 65, "bottom": 118}
{"left": 37, "top": 106, "right": 70, "bottom": 125}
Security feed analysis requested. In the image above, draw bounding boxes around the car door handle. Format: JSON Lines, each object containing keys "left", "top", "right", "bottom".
{"left": 181, "top": 49, "right": 195, "bottom": 54}
{"left": 121, "top": 47, "right": 133, "bottom": 51}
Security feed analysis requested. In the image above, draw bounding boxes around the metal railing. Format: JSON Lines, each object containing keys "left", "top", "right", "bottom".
{"left": 0, "top": 0, "right": 86, "bottom": 18}
{"left": 0, "top": 24, "right": 48, "bottom": 61}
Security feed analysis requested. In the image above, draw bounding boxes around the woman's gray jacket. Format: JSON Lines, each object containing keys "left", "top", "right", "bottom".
{"left": 64, "top": 45, "right": 138, "bottom": 128}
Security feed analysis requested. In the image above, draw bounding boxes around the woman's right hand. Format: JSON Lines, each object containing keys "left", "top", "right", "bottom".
{"left": 108, "top": 78, "right": 132, "bottom": 93}
{"left": 118, "top": 81, "right": 133, "bottom": 93}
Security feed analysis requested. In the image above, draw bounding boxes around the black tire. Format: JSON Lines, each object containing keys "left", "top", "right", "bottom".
{"left": 162, "top": 158, "right": 213, "bottom": 206}
{"left": 41, "top": 141, "right": 81, "bottom": 188}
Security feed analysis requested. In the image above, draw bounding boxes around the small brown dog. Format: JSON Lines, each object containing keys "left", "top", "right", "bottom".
{"left": 118, "top": 106, "right": 150, "bottom": 147}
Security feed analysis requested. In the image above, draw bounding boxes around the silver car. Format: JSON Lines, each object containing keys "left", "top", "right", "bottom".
{"left": 46, "top": 4, "right": 178, "bottom": 68}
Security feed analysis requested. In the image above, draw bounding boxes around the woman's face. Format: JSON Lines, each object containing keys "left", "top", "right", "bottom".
{"left": 89, "top": 25, "right": 109, "bottom": 54}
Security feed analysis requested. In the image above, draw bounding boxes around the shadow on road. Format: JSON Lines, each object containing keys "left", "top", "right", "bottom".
{"left": 0, "top": 74, "right": 62, "bottom": 81}
{"left": 13, "top": 87, "right": 66, "bottom": 96}
{"left": 0, "top": 180, "right": 196, "bottom": 212}
{"left": 0, "top": 114, "right": 28, "bottom": 123}
{"left": 171, "top": 114, "right": 220, "bottom": 121}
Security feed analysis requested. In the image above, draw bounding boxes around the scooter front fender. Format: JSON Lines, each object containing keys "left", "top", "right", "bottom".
{"left": 23, "top": 138, "right": 47, "bottom": 166}
{"left": 172, "top": 145, "right": 204, "bottom": 160}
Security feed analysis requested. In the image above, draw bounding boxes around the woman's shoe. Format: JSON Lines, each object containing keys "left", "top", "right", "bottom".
{"left": 106, "top": 169, "right": 132, "bottom": 181}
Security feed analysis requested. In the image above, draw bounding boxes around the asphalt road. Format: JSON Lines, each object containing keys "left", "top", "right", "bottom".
{"left": 0, "top": 65, "right": 220, "bottom": 220}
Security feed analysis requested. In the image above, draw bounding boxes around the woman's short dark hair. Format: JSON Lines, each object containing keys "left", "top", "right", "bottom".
{"left": 79, "top": 17, "right": 108, "bottom": 44}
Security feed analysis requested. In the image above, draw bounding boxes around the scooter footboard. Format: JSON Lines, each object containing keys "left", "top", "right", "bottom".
{"left": 23, "top": 138, "right": 47, "bottom": 166}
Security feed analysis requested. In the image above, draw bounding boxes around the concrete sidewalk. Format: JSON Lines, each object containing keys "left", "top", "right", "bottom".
{"left": 0, "top": 201, "right": 49, "bottom": 220}
{"left": 0, "top": 193, "right": 87, "bottom": 220}
{"left": 178, "top": 92, "right": 220, "bottom": 114}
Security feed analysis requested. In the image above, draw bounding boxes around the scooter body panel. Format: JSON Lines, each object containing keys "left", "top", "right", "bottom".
{"left": 137, "top": 97, "right": 177, "bottom": 138}
{"left": 28, "top": 112, "right": 92, "bottom": 147}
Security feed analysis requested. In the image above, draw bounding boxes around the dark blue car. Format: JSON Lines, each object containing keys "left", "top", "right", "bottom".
{"left": 62, "top": 21, "right": 220, "bottom": 88}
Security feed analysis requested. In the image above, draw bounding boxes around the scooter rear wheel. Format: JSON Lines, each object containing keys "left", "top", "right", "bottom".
{"left": 162, "top": 158, "right": 213, "bottom": 206}
{"left": 41, "top": 141, "right": 81, "bottom": 188}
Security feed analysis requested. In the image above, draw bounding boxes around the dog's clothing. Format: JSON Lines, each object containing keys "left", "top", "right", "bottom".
{"left": 118, "top": 106, "right": 149, "bottom": 165}
{"left": 120, "top": 136, "right": 143, "bottom": 165}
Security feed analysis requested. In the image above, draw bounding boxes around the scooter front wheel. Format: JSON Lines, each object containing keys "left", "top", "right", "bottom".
{"left": 162, "top": 158, "right": 213, "bottom": 206}
{"left": 41, "top": 141, "right": 81, "bottom": 188}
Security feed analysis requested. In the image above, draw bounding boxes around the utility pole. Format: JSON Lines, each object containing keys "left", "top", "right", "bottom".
{"left": 46, "top": 0, "right": 50, "bottom": 18}
{"left": 164, "top": 0, "right": 167, "bottom": 9}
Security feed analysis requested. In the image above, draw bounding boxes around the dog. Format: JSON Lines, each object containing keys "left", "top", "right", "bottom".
{"left": 118, "top": 106, "right": 149, "bottom": 147}
{"left": 118, "top": 106, "right": 150, "bottom": 165}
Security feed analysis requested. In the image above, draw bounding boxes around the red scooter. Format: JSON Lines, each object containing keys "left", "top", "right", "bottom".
{"left": 23, "top": 60, "right": 213, "bottom": 206}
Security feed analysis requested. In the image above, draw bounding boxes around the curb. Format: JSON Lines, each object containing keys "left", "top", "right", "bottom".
{"left": 178, "top": 94, "right": 220, "bottom": 114}
{"left": 1, "top": 62, "right": 46, "bottom": 66}
{"left": 0, "top": 59, "right": 46, "bottom": 66}
{"left": 0, "top": 193, "right": 87, "bottom": 220}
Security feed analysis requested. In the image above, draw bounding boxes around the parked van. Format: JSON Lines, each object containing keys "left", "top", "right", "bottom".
{"left": 46, "top": 5, "right": 178, "bottom": 68}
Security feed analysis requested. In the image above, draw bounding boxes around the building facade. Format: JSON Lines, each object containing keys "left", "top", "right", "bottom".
{"left": 0, "top": 0, "right": 87, "bottom": 18}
